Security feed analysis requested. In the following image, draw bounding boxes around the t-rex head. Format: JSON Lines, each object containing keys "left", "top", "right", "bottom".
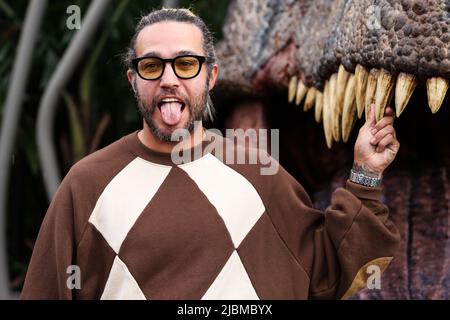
{"left": 216, "top": 0, "right": 449, "bottom": 147}
{"left": 215, "top": 0, "right": 450, "bottom": 299}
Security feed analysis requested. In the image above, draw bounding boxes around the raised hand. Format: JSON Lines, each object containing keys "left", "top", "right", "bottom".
{"left": 353, "top": 104, "right": 400, "bottom": 177}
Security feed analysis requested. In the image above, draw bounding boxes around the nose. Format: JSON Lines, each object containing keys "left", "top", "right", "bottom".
{"left": 159, "top": 62, "right": 180, "bottom": 88}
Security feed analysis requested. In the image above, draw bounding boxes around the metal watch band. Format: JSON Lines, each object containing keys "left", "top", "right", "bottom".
{"left": 349, "top": 169, "right": 382, "bottom": 187}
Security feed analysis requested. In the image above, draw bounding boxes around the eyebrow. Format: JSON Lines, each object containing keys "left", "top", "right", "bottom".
{"left": 140, "top": 50, "right": 201, "bottom": 58}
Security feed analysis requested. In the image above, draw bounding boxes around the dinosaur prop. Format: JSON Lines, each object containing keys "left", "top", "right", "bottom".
{"left": 215, "top": 0, "right": 450, "bottom": 299}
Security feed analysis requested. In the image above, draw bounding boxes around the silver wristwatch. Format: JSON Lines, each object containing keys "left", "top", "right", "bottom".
{"left": 349, "top": 169, "right": 382, "bottom": 187}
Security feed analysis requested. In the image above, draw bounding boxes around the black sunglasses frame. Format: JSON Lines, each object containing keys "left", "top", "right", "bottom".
{"left": 131, "top": 55, "right": 207, "bottom": 80}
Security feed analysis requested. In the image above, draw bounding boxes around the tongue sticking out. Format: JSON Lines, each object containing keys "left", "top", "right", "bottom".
{"left": 160, "top": 102, "right": 183, "bottom": 126}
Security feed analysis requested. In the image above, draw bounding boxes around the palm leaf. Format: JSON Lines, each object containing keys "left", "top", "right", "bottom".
{"left": 62, "top": 91, "right": 85, "bottom": 162}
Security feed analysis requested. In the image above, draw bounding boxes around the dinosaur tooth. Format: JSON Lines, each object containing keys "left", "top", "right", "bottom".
{"left": 395, "top": 72, "right": 417, "bottom": 117}
{"left": 336, "top": 64, "right": 350, "bottom": 116}
{"left": 355, "top": 64, "right": 369, "bottom": 119}
{"left": 342, "top": 74, "right": 357, "bottom": 143}
{"left": 323, "top": 79, "right": 333, "bottom": 148}
{"left": 426, "top": 77, "right": 449, "bottom": 113}
{"left": 304, "top": 87, "right": 316, "bottom": 112}
{"left": 295, "top": 79, "right": 308, "bottom": 105}
{"left": 365, "top": 68, "right": 379, "bottom": 119}
{"left": 375, "top": 69, "right": 395, "bottom": 122}
{"left": 315, "top": 90, "right": 323, "bottom": 123}
{"left": 288, "top": 75, "right": 298, "bottom": 103}
{"left": 329, "top": 73, "right": 341, "bottom": 142}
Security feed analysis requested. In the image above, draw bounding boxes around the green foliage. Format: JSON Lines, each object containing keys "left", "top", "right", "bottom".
{"left": 0, "top": 0, "right": 230, "bottom": 292}
{"left": 62, "top": 91, "right": 86, "bottom": 162}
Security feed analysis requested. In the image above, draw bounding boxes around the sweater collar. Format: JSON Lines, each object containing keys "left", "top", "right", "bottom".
{"left": 124, "top": 130, "right": 216, "bottom": 166}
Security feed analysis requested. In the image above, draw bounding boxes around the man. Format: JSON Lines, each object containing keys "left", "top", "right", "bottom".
{"left": 21, "top": 8, "right": 400, "bottom": 300}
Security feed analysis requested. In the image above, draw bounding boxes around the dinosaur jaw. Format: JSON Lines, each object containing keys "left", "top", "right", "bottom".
{"left": 217, "top": 0, "right": 450, "bottom": 149}
{"left": 287, "top": 65, "right": 449, "bottom": 148}
{"left": 215, "top": 0, "right": 450, "bottom": 299}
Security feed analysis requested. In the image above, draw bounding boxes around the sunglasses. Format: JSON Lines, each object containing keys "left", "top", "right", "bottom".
{"left": 132, "top": 55, "right": 206, "bottom": 80}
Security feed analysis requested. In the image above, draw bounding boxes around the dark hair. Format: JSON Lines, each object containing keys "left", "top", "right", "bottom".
{"left": 123, "top": 8, "right": 217, "bottom": 74}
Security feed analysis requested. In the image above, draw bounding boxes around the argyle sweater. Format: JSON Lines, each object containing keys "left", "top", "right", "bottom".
{"left": 21, "top": 130, "right": 400, "bottom": 300}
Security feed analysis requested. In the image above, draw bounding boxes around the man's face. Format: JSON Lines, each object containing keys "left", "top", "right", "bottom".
{"left": 128, "top": 21, "right": 218, "bottom": 142}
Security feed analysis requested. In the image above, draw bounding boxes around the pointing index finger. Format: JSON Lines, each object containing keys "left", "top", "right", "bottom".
{"left": 365, "top": 104, "right": 376, "bottom": 128}
{"left": 384, "top": 106, "right": 395, "bottom": 117}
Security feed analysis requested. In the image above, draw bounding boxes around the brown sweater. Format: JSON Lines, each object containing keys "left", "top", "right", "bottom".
{"left": 21, "top": 130, "right": 400, "bottom": 300}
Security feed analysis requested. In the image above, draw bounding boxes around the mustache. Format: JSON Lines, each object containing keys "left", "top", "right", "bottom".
{"left": 138, "top": 89, "right": 190, "bottom": 114}
{"left": 154, "top": 89, "right": 188, "bottom": 106}
{"left": 134, "top": 87, "right": 191, "bottom": 113}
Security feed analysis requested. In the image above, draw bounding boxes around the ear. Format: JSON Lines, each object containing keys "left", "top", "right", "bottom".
{"left": 208, "top": 64, "right": 220, "bottom": 91}
{"left": 127, "top": 69, "right": 137, "bottom": 92}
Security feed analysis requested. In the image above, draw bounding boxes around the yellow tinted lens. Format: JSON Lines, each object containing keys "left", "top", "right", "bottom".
{"left": 138, "top": 58, "right": 163, "bottom": 79}
{"left": 174, "top": 56, "right": 200, "bottom": 78}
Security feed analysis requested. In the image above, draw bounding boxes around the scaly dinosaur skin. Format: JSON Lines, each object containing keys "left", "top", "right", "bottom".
{"left": 216, "top": 0, "right": 450, "bottom": 299}
{"left": 218, "top": 0, "right": 450, "bottom": 90}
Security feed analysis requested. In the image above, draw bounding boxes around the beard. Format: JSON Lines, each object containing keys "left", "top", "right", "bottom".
{"left": 134, "top": 80, "right": 209, "bottom": 142}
